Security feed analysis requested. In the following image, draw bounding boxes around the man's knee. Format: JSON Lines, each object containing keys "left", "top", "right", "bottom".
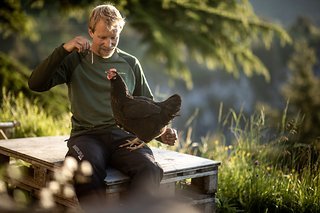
{"left": 65, "top": 136, "right": 109, "bottom": 201}
{"left": 134, "top": 161, "right": 163, "bottom": 184}
{"left": 147, "top": 162, "right": 163, "bottom": 180}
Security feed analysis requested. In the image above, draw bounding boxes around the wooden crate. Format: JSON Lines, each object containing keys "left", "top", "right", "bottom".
{"left": 0, "top": 136, "right": 220, "bottom": 212}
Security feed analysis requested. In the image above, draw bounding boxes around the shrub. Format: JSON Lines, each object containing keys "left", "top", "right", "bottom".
{"left": 0, "top": 89, "right": 70, "bottom": 137}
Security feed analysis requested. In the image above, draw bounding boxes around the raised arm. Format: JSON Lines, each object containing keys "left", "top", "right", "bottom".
{"left": 28, "top": 45, "right": 70, "bottom": 92}
{"left": 28, "top": 36, "right": 90, "bottom": 92}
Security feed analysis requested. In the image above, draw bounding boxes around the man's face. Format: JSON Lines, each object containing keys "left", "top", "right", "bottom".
{"left": 89, "top": 20, "right": 120, "bottom": 58}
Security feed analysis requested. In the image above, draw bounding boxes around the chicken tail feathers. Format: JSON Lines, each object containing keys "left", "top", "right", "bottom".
{"left": 160, "top": 94, "right": 182, "bottom": 119}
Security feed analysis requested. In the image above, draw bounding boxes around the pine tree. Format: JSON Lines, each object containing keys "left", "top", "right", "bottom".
{"left": 282, "top": 41, "right": 320, "bottom": 142}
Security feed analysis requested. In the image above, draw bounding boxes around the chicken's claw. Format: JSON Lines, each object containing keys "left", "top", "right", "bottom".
{"left": 119, "top": 137, "right": 145, "bottom": 151}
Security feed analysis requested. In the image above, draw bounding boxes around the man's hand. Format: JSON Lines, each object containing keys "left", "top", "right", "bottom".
{"left": 63, "top": 36, "right": 91, "bottom": 53}
{"left": 161, "top": 128, "right": 178, "bottom": 146}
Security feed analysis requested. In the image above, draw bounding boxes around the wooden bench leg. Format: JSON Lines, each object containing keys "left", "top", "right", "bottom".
{"left": 0, "top": 154, "right": 10, "bottom": 197}
{"left": 106, "top": 191, "right": 121, "bottom": 203}
{"left": 0, "top": 153, "right": 10, "bottom": 166}
{"left": 159, "top": 182, "right": 176, "bottom": 197}
{"left": 191, "top": 171, "right": 218, "bottom": 213}
{"left": 33, "top": 166, "right": 48, "bottom": 188}
{"left": 191, "top": 173, "right": 218, "bottom": 194}
{"left": 105, "top": 183, "right": 128, "bottom": 204}
{"left": 203, "top": 201, "right": 215, "bottom": 213}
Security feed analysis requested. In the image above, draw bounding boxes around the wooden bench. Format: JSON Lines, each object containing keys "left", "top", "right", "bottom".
{"left": 0, "top": 136, "right": 220, "bottom": 212}
{"left": 0, "top": 121, "right": 20, "bottom": 139}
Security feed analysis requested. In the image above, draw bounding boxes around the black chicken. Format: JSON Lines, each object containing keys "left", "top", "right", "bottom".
{"left": 106, "top": 68, "right": 181, "bottom": 150}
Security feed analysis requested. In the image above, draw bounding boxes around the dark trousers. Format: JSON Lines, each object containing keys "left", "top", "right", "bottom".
{"left": 65, "top": 127, "right": 164, "bottom": 205}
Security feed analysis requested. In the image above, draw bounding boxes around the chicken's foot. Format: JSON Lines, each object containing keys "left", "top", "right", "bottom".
{"left": 119, "top": 137, "right": 145, "bottom": 151}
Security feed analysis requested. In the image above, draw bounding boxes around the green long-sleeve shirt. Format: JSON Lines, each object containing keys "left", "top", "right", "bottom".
{"left": 29, "top": 45, "right": 153, "bottom": 136}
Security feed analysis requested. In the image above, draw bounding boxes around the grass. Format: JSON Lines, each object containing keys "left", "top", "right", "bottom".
{"left": 175, "top": 104, "right": 320, "bottom": 213}
{"left": 0, "top": 89, "right": 71, "bottom": 137}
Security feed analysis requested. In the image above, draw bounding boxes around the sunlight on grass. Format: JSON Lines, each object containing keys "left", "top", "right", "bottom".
{"left": 1, "top": 89, "right": 71, "bottom": 137}
{"left": 172, "top": 104, "right": 320, "bottom": 212}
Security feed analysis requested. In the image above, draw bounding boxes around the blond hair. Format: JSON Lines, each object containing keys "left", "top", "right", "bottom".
{"left": 89, "top": 4, "right": 125, "bottom": 32}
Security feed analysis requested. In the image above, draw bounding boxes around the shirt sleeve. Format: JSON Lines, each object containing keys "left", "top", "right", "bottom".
{"left": 132, "top": 59, "right": 154, "bottom": 99}
{"left": 28, "top": 44, "right": 75, "bottom": 92}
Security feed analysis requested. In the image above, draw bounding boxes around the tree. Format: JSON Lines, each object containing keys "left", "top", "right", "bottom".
{"left": 253, "top": 17, "right": 320, "bottom": 142}
{"left": 0, "top": 0, "right": 38, "bottom": 40}
{"left": 0, "top": 0, "right": 291, "bottom": 89}
{"left": 282, "top": 41, "right": 320, "bottom": 142}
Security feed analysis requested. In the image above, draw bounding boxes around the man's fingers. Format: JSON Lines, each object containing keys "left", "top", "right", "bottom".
{"left": 63, "top": 36, "right": 91, "bottom": 53}
{"left": 163, "top": 128, "right": 178, "bottom": 146}
{"left": 76, "top": 41, "right": 89, "bottom": 53}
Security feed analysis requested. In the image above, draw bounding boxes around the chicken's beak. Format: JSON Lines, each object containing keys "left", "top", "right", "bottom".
{"left": 106, "top": 69, "right": 117, "bottom": 80}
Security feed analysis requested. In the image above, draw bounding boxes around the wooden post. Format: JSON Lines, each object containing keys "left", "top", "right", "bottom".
{"left": 0, "top": 153, "right": 10, "bottom": 165}
{"left": 33, "top": 166, "right": 48, "bottom": 188}
{"left": 190, "top": 169, "right": 219, "bottom": 213}
{"left": 159, "top": 182, "right": 176, "bottom": 197}
{"left": 191, "top": 169, "right": 218, "bottom": 194}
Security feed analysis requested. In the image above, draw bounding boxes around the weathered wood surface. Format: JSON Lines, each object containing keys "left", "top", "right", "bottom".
{"left": 0, "top": 136, "right": 221, "bottom": 212}
{"left": 0, "top": 136, "right": 220, "bottom": 185}
{"left": 0, "top": 136, "right": 68, "bottom": 168}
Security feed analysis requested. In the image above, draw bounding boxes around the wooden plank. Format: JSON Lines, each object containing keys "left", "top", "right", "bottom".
{"left": 0, "top": 135, "right": 221, "bottom": 207}
{"left": 0, "top": 136, "right": 69, "bottom": 166}
{"left": 152, "top": 148, "right": 220, "bottom": 173}
{"left": 104, "top": 147, "right": 220, "bottom": 184}
{"left": 0, "top": 136, "right": 68, "bottom": 159}
{"left": 0, "top": 136, "right": 220, "bottom": 169}
{"left": 33, "top": 166, "right": 48, "bottom": 187}
{"left": 4, "top": 175, "right": 42, "bottom": 191}
{"left": 105, "top": 167, "right": 130, "bottom": 185}
{"left": 0, "top": 136, "right": 220, "bottom": 183}
{"left": 105, "top": 164, "right": 218, "bottom": 186}
{"left": 0, "top": 136, "right": 221, "bottom": 211}
{"left": 162, "top": 170, "right": 218, "bottom": 185}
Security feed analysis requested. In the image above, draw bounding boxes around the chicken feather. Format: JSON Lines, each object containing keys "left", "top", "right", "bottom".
{"left": 106, "top": 68, "right": 181, "bottom": 150}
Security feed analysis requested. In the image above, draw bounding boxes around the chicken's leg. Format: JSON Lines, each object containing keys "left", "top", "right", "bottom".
{"left": 119, "top": 137, "right": 145, "bottom": 151}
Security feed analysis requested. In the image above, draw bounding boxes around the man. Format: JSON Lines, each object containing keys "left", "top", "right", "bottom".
{"left": 28, "top": 4, "right": 178, "bottom": 206}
